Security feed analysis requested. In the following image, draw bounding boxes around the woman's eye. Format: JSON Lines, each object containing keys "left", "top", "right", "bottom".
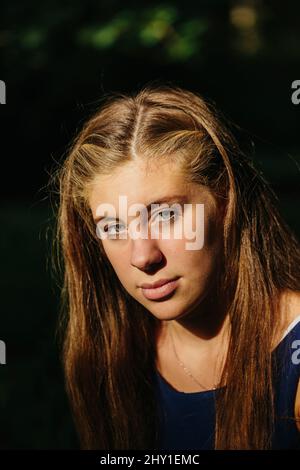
{"left": 154, "top": 209, "right": 178, "bottom": 222}
{"left": 97, "top": 209, "right": 180, "bottom": 240}
{"left": 104, "top": 223, "right": 126, "bottom": 235}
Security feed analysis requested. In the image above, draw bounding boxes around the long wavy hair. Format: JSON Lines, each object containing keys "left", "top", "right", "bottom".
{"left": 51, "top": 84, "right": 300, "bottom": 449}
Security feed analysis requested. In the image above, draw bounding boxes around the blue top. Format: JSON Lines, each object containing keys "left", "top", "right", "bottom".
{"left": 154, "top": 317, "right": 300, "bottom": 450}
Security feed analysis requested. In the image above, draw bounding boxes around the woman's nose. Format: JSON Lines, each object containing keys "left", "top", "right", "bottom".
{"left": 130, "top": 237, "right": 163, "bottom": 272}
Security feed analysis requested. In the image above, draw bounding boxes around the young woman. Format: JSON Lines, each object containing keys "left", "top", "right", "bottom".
{"left": 52, "top": 85, "right": 300, "bottom": 450}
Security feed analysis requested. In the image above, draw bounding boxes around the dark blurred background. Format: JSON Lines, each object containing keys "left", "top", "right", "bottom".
{"left": 0, "top": 0, "right": 299, "bottom": 449}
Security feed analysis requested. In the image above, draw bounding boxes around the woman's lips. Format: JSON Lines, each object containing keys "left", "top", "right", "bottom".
{"left": 141, "top": 278, "right": 180, "bottom": 300}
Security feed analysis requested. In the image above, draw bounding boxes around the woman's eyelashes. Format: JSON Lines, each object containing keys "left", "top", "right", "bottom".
{"left": 103, "top": 222, "right": 126, "bottom": 236}
{"left": 151, "top": 207, "right": 180, "bottom": 224}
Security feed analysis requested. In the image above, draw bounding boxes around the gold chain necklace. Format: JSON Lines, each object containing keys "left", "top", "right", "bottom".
{"left": 169, "top": 324, "right": 218, "bottom": 391}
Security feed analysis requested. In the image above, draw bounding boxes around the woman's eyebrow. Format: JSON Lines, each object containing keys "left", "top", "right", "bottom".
{"left": 93, "top": 195, "right": 188, "bottom": 224}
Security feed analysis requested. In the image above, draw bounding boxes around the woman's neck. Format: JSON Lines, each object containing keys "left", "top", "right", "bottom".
{"left": 156, "top": 291, "right": 231, "bottom": 358}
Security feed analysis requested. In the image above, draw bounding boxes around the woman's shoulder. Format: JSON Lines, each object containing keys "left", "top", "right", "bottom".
{"left": 281, "top": 289, "right": 300, "bottom": 317}
{"left": 273, "top": 289, "right": 300, "bottom": 350}
{"left": 276, "top": 289, "right": 300, "bottom": 434}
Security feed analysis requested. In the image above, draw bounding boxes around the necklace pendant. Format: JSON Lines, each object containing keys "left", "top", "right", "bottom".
{"left": 169, "top": 324, "right": 219, "bottom": 392}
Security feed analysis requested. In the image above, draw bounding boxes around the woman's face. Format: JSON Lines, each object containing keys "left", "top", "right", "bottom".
{"left": 88, "top": 160, "right": 225, "bottom": 322}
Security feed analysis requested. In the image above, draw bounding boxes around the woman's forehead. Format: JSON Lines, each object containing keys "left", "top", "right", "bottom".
{"left": 88, "top": 160, "right": 191, "bottom": 205}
